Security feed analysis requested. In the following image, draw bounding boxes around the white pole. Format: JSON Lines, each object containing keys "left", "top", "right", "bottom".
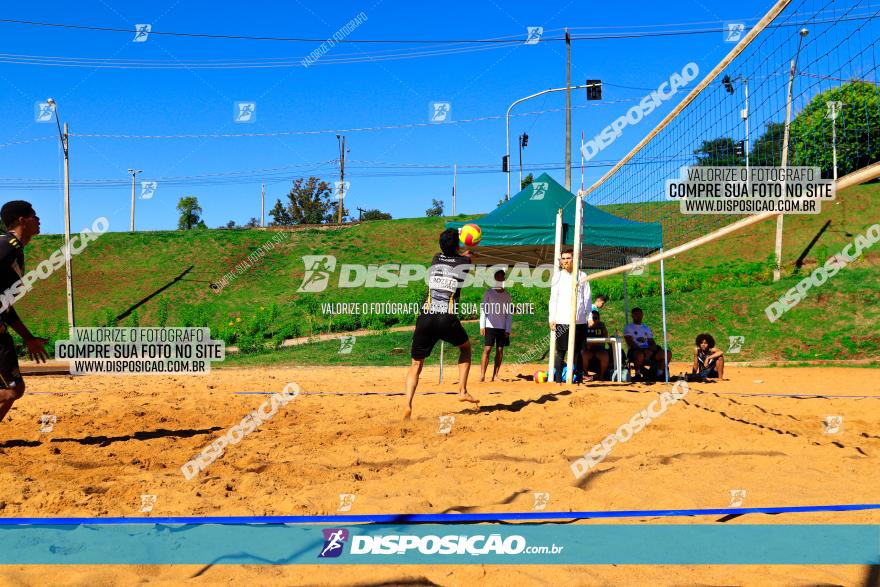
{"left": 565, "top": 194, "right": 584, "bottom": 384}
{"left": 63, "top": 122, "right": 75, "bottom": 334}
{"left": 261, "top": 182, "right": 265, "bottom": 227}
{"left": 744, "top": 79, "right": 750, "bottom": 180}
{"left": 130, "top": 172, "right": 136, "bottom": 232}
{"left": 775, "top": 28, "right": 808, "bottom": 282}
{"left": 453, "top": 164, "right": 457, "bottom": 215}
{"left": 548, "top": 209, "right": 563, "bottom": 377}
{"left": 831, "top": 104, "right": 839, "bottom": 181}
{"left": 660, "top": 250, "right": 670, "bottom": 385}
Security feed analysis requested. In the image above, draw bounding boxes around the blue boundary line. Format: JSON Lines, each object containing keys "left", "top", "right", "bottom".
{"left": 2, "top": 503, "right": 878, "bottom": 525}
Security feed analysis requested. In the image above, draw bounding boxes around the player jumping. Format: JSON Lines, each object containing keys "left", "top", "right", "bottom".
{"left": 0, "top": 201, "right": 50, "bottom": 424}
{"left": 404, "top": 228, "right": 478, "bottom": 419}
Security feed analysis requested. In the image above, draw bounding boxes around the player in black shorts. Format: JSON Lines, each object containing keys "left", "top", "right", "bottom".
{"left": 404, "top": 228, "right": 479, "bottom": 418}
{"left": 0, "top": 201, "right": 49, "bottom": 424}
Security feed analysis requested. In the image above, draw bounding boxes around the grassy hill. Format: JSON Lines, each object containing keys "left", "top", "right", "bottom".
{"left": 13, "top": 182, "right": 880, "bottom": 366}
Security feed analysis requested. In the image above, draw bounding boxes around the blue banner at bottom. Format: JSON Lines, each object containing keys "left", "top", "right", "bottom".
{"left": 1, "top": 524, "right": 878, "bottom": 564}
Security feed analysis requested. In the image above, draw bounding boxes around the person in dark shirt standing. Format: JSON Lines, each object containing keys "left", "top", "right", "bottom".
{"left": 404, "top": 228, "right": 478, "bottom": 418}
{"left": 0, "top": 201, "right": 49, "bottom": 424}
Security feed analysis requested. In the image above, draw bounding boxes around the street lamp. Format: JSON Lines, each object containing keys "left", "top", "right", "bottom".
{"left": 46, "top": 97, "right": 75, "bottom": 333}
{"left": 128, "top": 169, "right": 143, "bottom": 232}
{"left": 774, "top": 27, "right": 809, "bottom": 282}
{"left": 504, "top": 82, "right": 599, "bottom": 200}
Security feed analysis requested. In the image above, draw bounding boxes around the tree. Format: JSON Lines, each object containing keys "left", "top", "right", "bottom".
{"left": 693, "top": 137, "right": 745, "bottom": 166}
{"left": 750, "top": 122, "right": 785, "bottom": 167}
{"left": 520, "top": 172, "right": 534, "bottom": 190}
{"left": 360, "top": 209, "right": 392, "bottom": 221}
{"left": 244, "top": 217, "right": 260, "bottom": 228}
{"left": 270, "top": 177, "right": 349, "bottom": 225}
{"left": 790, "top": 81, "right": 880, "bottom": 177}
{"left": 177, "top": 196, "right": 204, "bottom": 230}
{"left": 425, "top": 198, "right": 444, "bottom": 217}
{"left": 269, "top": 199, "right": 293, "bottom": 226}
{"left": 225, "top": 220, "right": 237, "bottom": 229}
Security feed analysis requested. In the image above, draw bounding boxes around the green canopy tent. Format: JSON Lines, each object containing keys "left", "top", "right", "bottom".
{"left": 446, "top": 173, "right": 666, "bottom": 384}
{"left": 446, "top": 173, "right": 662, "bottom": 268}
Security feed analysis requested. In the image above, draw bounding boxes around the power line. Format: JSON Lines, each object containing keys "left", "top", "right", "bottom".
{"left": 0, "top": 14, "right": 871, "bottom": 53}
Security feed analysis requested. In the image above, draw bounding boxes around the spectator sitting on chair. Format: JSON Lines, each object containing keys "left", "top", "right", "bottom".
{"left": 692, "top": 333, "right": 724, "bottom": 380}
{"left": 583, "top": 310, "right": 609, "bottom": 380}
{"left": 623, "top": 307, "right": 672, "bottom": 382}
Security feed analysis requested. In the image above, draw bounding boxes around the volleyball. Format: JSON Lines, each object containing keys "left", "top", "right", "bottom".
{"left": 459, "top": 223, "right": 482, "bottom": 247}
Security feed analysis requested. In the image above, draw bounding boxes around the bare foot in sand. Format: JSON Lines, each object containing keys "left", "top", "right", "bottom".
{"left": 403, "top": 408, "right": 412, "bottom": 420}
{"left": 457, "top": 392, "right": 480, "bottom": 405}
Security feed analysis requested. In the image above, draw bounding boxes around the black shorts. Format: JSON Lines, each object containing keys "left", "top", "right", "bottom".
{"left": 0, "top": 330, "right": 23, "bottom": 390}
{"left": 411, "top": 312, "right": 469, "bottom": 359}
{"left": 627, "top": 346, "right": 665, "bottom": 362}
{"left": 483, "top": 328, "right": 509, "bottom": 348}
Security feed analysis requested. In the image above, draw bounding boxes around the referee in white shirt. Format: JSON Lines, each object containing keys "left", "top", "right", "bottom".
{"left": 549, "top": 249, "right": 592, "bottom": 383}
{"left": 479, "top": 269, "right": 513, "bottom": 382}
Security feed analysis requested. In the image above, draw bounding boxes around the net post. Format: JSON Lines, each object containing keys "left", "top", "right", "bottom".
{"left": 566, "top": 195, "right": 584, "bottom": 384}
{"left": 660, "top": 249, "right": 670, "bottom": 386}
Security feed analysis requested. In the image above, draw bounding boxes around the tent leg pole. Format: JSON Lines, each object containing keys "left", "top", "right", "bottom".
{"left": 660, "top": 249, "right": 670, "bottom": 387}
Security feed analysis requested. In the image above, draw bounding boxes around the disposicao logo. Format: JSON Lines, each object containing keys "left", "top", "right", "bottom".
{"left": 319, "top": 528, "right": 349, "bottom": 558}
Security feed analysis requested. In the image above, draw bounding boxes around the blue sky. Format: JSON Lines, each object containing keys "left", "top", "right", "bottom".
{"left": 0, "top": 0, "right": 780, "bottom": 233}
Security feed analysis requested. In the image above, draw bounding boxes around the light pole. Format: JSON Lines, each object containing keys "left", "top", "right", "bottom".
{"left": 128, "top": 169, "right": 142, "bottom": 232}
{"left": 46, "top": 98, "right": 75, "bottom": 333}
{"left": 774, "top": 27, "right": 809, "bottom": 282}
{"left": 504, "top": 84, "right": 592, "bottom": 200}
{"left": 826, "top": 101, "right": 844, "bottom": 181}
{"left": 724, "top": 75, "right": 750, "bottom": 181}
